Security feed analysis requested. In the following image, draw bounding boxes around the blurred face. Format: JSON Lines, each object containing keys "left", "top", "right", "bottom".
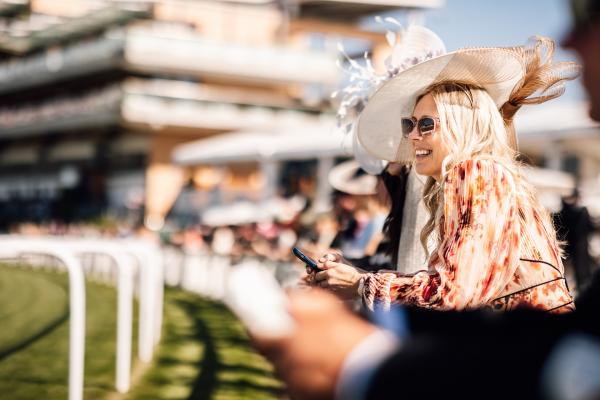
{"left": 408, "top": 93, "right": 449, "bottom": 180}
{"left": 564, "top": 23, "right": 600, "bottom": 121}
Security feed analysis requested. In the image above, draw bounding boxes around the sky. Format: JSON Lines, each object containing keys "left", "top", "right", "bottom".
{"left": 373, "top": 0, "right": 585, "bottom": 102}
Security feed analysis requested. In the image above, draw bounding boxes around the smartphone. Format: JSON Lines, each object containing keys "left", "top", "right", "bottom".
{"left": 292, "top": 247, "right": 322, "bottom": 272}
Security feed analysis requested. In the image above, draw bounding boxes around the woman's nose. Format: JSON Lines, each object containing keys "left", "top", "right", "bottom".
{"left": 407, "top": 128, "right": 421, "bottom": 141}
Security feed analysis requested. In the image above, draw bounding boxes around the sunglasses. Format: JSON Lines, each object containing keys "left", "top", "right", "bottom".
{"left": 401, "top": 116, "right": 440, "bottom": 138}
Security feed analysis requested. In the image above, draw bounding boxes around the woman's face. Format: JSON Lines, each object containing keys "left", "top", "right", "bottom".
{"left": 408, "top": 93, "right": 449, "bottom": 180}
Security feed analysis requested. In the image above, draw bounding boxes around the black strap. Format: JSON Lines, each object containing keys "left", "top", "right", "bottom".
{"left": 492, "top": 276, "right": 566, "bottom": 302}
{"left": 519, "top": 257, "right": 571, "bottom": 293}
{"left": 519, "top": 258, "right": 562, "bottom": 275}
{"left": 546, "top": 300, "right": 574, "bottom": 313}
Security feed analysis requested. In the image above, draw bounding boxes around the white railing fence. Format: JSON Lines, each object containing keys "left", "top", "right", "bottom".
{"left": 0, "top": 235, "right": 164, "bottom": 397}
{"left": 0, "top": 235, "right": 301, "bottom": 399}
{"left": 0, "top": 239, "right": 86, "bottom": 400}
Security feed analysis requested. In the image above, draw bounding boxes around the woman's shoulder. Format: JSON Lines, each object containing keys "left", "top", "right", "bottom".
{"left": 445, "top": 158, "right": 515, "bottom": 188}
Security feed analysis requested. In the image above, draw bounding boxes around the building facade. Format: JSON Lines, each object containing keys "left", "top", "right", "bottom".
{"left": 0, "top": 0, "right": 441, "bottom": 229}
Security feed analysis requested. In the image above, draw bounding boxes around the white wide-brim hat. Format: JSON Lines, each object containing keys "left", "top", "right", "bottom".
{"left": 357, "top": 47, "right": 526, "bottom": 162}
{"left": 328, "top": 160, "right": 378, "bottom": 196}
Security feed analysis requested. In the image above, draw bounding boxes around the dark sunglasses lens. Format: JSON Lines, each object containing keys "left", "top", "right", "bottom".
{"left": 418, "top": 117, "right": 436, "bottom": 134}
{"left": 401, "top": 118, "right": 415, "bottom": 137}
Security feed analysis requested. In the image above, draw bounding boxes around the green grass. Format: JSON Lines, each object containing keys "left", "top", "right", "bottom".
{"left": 0, "top": 264, "right": 136, "bottom": 399}
{"left": 0, "top": 265, "right": 283, "bottom": 400}
{"left": 0, "top": 265, "right": 68, "bottom": 357}
{"left": 126, "top": 289, "right": 284, "bottom": 400}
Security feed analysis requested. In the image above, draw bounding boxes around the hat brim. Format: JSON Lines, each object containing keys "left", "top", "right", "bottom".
{"left": 357, "top": 48, "right": 525, "bottom": 162}
{"left": 328, "top": 160, "right": 378, "bottom": 195}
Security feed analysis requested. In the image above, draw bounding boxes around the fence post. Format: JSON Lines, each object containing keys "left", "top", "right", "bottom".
{"left": 0, "top": 238, "right": 86, "bottom": 400}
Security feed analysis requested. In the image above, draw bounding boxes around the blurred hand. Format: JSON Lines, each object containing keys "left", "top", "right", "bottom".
{"left": 252, "top": 290, "right": 377, "bottom": 400}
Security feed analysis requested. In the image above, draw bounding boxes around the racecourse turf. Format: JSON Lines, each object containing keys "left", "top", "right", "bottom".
{"left": 0, "top": 264, "right": 283, "bottom": 399}
{"left": 0, "top": 263, "right": 131, "bottom": 399}
{"left": 124, "top": 288, "right": 284, "bottom": 400}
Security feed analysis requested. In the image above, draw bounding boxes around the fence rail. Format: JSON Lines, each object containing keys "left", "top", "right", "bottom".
{"left": 0, "top": 235, "right": 300, "bottom": 399}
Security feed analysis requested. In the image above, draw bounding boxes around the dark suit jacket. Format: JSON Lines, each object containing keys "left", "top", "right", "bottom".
{"left": 366, "top": 270, "right": 600, "bottom": 400}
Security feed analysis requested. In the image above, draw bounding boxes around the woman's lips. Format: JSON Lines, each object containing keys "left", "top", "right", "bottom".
{"left": 415, "top": 149, "right": 432, "bottom": 158}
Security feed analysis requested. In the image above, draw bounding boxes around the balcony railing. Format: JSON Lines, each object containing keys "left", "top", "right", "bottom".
{"left": 0, "top": 79, "right": 331, "bottom": 136}
{"left": 0, "top": 22, "right": 341, "bottom": 95}
{"left": 0, "top": 85, "right": 121, "bottom": 137}
{"left": 123, "top": 26, "right": 340, "bottom": 86}
{"left": 0, "top": 36, "right": 124, "bottom": 94}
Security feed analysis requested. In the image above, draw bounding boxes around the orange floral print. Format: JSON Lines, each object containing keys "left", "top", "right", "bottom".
{"left": 362, "top": 159, "right": 574, "bottom": 314}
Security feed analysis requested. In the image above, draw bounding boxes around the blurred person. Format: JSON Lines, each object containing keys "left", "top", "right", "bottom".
{"left": 563, "top": 0, "right": 600, "bottom": 121}
{"left": 231, "top": 223, "right": 258, "bottom": 261}
{"left": 252, "top": 220, "right": 281, "bottom": 261}
{"left": 329, "top": 191, "right": 360, "bottom": 253}
{"left": 312, "top": 212, "right": 340, "bottom": 253}
{"left": 314, "top": 36, "right": 577, "bottom": 313}
{"left": 211, "top": 225, "right": 235, "bottom": 256}
{"left": 254, "top": 279, "right": 600, "bottom": 400}
{"left": 350, "top": 197, "right": 387, "bottom": 261}
{"left": 182, "top": 225, "right": 206, "bottom": 253}
{"left": 277, "top": 224, "right": 298, "bottom": 258}
{"left": 303, "top": 161, "right": 428, "bottom": 292}
{"left": 562, "top": 0, "right": 600, "bottom": 291}
{"left": 327, "top": 160, "right": 389, "bottom": 266}
{"left": 253, "top": 3, "right": 600, "bottom": 399}
{"left": 200, "top": 224, "right": 214, "bottom": 247}
{"left": 325, "top": 162, "right": 428, "bottom": 274}
{"left": 375, "top": 163, "right": 428, "bottom": 274}
{"left": 555, "top": 188, "right": 596, "bottom": 291}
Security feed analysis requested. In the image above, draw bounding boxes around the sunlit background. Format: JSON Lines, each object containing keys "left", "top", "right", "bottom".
{"left": 0, "top": 0, "right": 597, "bottom": 230}
{"left": 0, "top": 1, "right": 598, "bottom": 399}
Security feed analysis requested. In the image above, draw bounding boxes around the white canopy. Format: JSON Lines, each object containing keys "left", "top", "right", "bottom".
{"left": 172, "top": 123, "right": 348, "bottom": 165}
{"left": 522, "top": 166, "right": 575, "bottom": 213}
{"left": 202, "top": 201, "right": 267, "bottom": 226}
{"left": 523, "top": 166, "right": 575, "bottom": 196}
{"left": 201, "top": 196, "right": 306, "bottom": 226}
{"left": 515, "top": 101, "right": 600, "bottom": 141}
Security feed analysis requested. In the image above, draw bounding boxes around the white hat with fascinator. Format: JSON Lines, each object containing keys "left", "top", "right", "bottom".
{"left": 333, "top": 21, "right": 447, "bottom": 168}
{"left": 356, "top": 36, "right": 580, "bottom": 162}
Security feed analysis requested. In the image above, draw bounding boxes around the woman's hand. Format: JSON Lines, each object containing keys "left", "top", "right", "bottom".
{"left": 313, "top": 254, "right": 367, "bottom": 300}
{"left": 304, "top": 251, "right": 344, "bottom": 280}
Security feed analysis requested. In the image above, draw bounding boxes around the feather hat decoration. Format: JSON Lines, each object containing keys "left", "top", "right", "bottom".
{"left": 500, "top": 36, "right": 581, "bottom": 149}
{"left": 333, "top": 19, "right": 446, "bottom": 170}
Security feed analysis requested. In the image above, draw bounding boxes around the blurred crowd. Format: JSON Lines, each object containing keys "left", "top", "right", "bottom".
{"left": 6, "top": 172, "right": 600, "bottom": 294}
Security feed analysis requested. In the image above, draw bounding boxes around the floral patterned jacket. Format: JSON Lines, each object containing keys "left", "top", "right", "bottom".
{"left": 362, "top": 159, "right": 574, "bottom": 314}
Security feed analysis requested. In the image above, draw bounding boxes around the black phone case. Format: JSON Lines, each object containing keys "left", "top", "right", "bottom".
{"left": 292, "top": 247, "right": 321, "bottom": 271}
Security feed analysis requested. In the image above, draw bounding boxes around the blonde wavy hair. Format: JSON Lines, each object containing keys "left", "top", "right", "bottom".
{"left": 418, "top": 37, "right": 580, "bottom": 258}
{"left": 418, "top": 82, "right": 557, "bottom": 259}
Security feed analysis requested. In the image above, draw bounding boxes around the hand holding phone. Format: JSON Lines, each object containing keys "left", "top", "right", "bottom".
{"left": 292, "top": 247, "right": 322, "bottom": 272}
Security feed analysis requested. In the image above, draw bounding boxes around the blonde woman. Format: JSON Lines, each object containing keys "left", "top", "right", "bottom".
{"left": 314, "top": 37, "right": 578, "bottom": 313}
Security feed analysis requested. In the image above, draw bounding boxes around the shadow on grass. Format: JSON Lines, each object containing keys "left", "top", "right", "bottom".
{"left": 0, "top": 310, "right": 68, "bottom": 362}
{"left": 0, "top": 266, "right": 69, "bottom": 362}
{"left": 173, "top": 297, "right": 284, "bottom": 400}
{"left": 175, "top": 298, "right": 218, "bottom": 400}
